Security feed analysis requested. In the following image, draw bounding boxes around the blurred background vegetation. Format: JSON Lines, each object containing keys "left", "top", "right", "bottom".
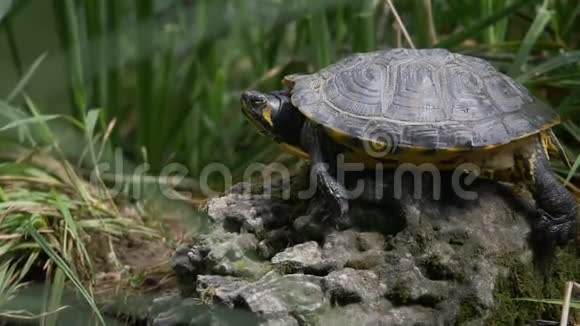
{"left": 0, "top": 0, "right": 579, "bottom": 324}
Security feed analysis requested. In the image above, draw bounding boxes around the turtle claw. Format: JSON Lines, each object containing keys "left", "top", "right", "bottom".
{"left": 331, "top": 193, "right": 349, "bottom": 218}
{"left": 534, "top": 209, "right": 576, "bottom": 245}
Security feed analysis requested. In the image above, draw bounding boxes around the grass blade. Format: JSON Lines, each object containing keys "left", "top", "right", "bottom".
{"left": 53, "top": 194, "right": 93, "bottom": 274}
{"left": 6, "top": 53, "right": 47, "bottom": 103}
{"left": 53, "top": 0, "right": 87, "bottom": 118}
{"left": 42, "top": 267, "right": 65, "bottom": 326}
{"left": 105, "top": 0, "right": 122, "bottom": 131}
{"left": 514, "top": 297, "right": 580, "bottom": 309}
{"left": 0, "top": 259, "right": 26, "bottom": 307}
{"left": 85, "top": 109, "right": 100, "bottom": 140}
{"left": 309, "top": 9, "right": 333, "bottom": 68}
{"left": 482, "top": 0, "right": 513, "bottom": 46}
{"left": 2, "top": 16, "right": 23, "bottom": 76}
{"left": 0, "top": 0, "right": 32, "bottom": 24}
{"left": 436, "top": 0, "right": 537, "bottom": 49}
{"left": 85, "top": 0, "right": 108, "bottom": 118}
{"left": 27, "top": 226, "right": 106, "bottom": 326}
{"left": 412, "top": 0, "right": 434, "bottom": 47}
{"left": 507, "top": 1, "right": 553, "bottom": 77}
{"left": 562, "top": 1, "right": 580, "bottom": 38}
{"left": 565, "top": 152, "right": 580, "bottom": 184}
{"left": 135, "top": 0, "right": 155, "bottom": 166}
{"left": 23, "top": 95, "right": 57, "bottom": 145}
{"left": 516, "top": 51, "right": 580, "bottom": 82}
{"left": 557, "top": 88, "right": 580, "bottom": 120}
{"left": 0, "top": 0, "right": 13, "bottom": 23}
{"left": 0, "top": 115, "right": 60, "bottom": 133}
{"left": 386, "top": 0, "right": 415, "bottom": 49}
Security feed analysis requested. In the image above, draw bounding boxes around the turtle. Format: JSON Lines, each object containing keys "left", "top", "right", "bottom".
{"left": 240, "top": 48, "right": 577, "bottom": 244}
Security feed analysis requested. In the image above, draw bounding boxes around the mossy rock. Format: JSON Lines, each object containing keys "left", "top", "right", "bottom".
{"left": 491, "top": 245, "right": 580, "bottom": 325}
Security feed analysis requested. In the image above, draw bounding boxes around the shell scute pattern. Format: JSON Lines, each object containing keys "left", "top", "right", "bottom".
{"left": 318, "top": 52, "right": 367, "bottom": 79}
{"left": 324, "top": 63, "right": 384, "bottom": 117}
{"left": 453, "top": 53, "right": 497, "bottom": 74}
{"left": 388, "top": 60, "right": 448, "bottom": 123}
{"left": 289, "top": 48, "right": 559, "bottom": 149}
{"left": 403, "top": 125, "right": 441, "bottom": 148}
{"left": 362, "top": 120, "right": 403, "bottom": 147}
{"left": 445, "top": 64, "right": 496, "bottom": 121}
{"left": 483, "top": 74, "right": 532, "bottom": 113}
{"left": 472, "top": 120, "right": 510, "bottom": 146}
{"left": 438, "top": 123, "right": 474, "bottom": 148}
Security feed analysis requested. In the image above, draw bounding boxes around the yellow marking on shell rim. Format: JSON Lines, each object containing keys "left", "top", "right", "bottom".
{"left": 369, "top": 140, "right": 388, "bottom": 151}
{"left": 326, "top": 128, "right": 352, "bottom": 144}
{"left": 342, "top": 135, "right": 536, "bottom": 170}
{"left": 262, "top": 108, "right": 274, "bottom": 127}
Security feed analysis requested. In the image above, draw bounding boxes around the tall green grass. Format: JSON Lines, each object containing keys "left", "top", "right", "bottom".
{"left": 1, "top": 0, "right": 577, "bottom": 182}
{"left": 0, "top": 48, "right": 159, "bottom": 324}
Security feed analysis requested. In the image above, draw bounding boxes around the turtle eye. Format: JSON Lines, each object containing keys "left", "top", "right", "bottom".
{"left": 251, "top": 97, "right": 266, "bottom": 107}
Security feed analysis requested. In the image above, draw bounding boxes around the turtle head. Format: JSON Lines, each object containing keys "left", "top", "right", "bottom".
{"left": 241, "top": 90, "right": 304, "bottom": 146}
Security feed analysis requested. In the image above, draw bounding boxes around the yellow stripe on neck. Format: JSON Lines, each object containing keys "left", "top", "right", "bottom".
{"left": 262, "top": 108, "right": 273, "bottom": 127}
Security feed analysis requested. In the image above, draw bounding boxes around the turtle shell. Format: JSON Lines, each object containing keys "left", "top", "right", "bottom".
{"left": 284, "top": 48, "right": 559, "bottom": 150}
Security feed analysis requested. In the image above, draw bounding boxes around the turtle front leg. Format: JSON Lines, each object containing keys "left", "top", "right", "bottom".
{"left": 300, "top": 120, "right": 349, "bottom": 216}
{"left": 518, "top": 136, "right": 577, "bottom": 245}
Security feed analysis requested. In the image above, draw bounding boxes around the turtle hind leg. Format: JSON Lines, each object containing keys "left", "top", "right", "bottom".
{"left": 517, "top": 136, "right": 577, "bottom": 245}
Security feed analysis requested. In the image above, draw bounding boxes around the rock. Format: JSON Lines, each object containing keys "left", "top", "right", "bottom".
{"left": 385, "top": 306, "right": 440, "bottom": 326}
{"left": 196, "top": 275, "right": 249, "bottom": 306}
{"left": 384, "top": 258, "right": 450, "bottom": 307}
{"left": 292, "top": 213, "right": 327, "bottom": 241}
{"left": 207, "top": 192, "right": 292, "bottom": 233}
{"left": 318, "top": 301, "right": 393, "bottom": 326}
{"left": 151, "top": 297, "right": 211, "bottom": 326}
{"left": 202, "top": 227, "right": 270, "bottom": 279}
{"left": 161, "top": 172, "right": 579, "bottom": 326}
{"left": 238, "top": 272, "right": 326, "bottom": 325}
{"left": 149, "top": 294, "right": 263, "bottom": 326}
{"left": 271, "top": 241, "right": 325, "bottom": 273}
{"left": 321, "top": 230, "right": 386, "bottom": 270}
{"left": 257, "top": 227, "right": 293, "bottom": 259}
{"left": 320, "top": 230, "right": 359, "bottom": 268}
{"left": 322, "top": 268, "right": 387, "bottom": 304}
{"left": 171, "top": 245, "right": 208, "bottom": 296}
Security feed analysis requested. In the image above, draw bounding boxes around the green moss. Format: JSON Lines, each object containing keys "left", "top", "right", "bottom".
{"left": 272, "top": 262, "right": 295, "bottom": 275}
{"left": 456, "top": 301, "right": 479, "bottom": 325}
{"left": 300, "top": 311, "right": 321, "bottom": 326}
{"left": 387, "top": 282, "right": 411, "bottom": 305}
{"left": 231, "top": 259, "right": 270, "bottom": 280}
{"left": 490, "top": 245, "right": 580, "bottom": 325}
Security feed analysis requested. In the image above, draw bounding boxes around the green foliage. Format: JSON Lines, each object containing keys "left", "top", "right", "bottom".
{"left": 0, "top": 4, "right": 577, "bottom": 223}
{"left": 0, "top": 59, "right": 159, "bottom": 323}
{"left": 1, "top": 0, "right": 579, "bottom": 181}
